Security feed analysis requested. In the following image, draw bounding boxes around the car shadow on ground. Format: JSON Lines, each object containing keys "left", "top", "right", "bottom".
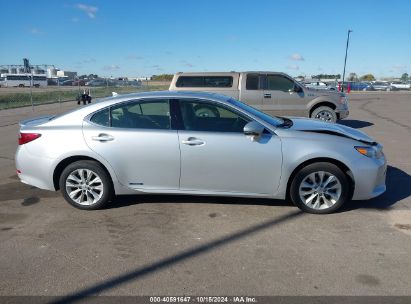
{"left": 112, "top": 193, "right": 291, "bottom": 209}
{"left": 111, "top": 165, "right": 410, "bottom": 212}
{"left": 338, "top": 119, "right": 374, "bottom": 129}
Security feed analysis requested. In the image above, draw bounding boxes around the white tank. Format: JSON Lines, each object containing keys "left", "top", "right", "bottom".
{"left": 47, "top": 68, "right": 57, "bottom": 78}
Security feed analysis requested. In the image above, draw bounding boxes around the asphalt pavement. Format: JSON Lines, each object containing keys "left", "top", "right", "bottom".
{"left": 0, "top": 92, "right": 410, "bottom": 298}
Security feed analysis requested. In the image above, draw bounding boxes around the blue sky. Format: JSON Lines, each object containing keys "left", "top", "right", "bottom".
{"left": 0, "top": 0, "right": 410, "bottom": 78}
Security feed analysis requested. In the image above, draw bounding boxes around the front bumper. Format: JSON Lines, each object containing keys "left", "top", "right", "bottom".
{"left": 336, "top": 103, "right": 350, "bottom": 119}
{"left": 351, "top": 156, "right": 387, "bottom": 200}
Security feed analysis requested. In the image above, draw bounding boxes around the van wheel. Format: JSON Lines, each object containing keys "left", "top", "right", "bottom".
{"left": 311, "top": 106, "right": 337, "bottom": 123}
{"left": 59, "top": 160, "right": 113, "bottom": 210}
{"left": 19, "top": 84, "right": 24, "bottom": 88}
{"left": 290, "top": 162, "right": 350, "bottom": 214}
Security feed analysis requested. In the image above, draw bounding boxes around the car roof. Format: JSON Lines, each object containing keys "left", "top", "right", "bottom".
{"left": 95, "top": 90, "right": 232, "bottom": 106}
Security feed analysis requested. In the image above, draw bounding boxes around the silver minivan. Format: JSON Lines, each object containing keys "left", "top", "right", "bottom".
{"left": 169, "top": 72, "right": 349, "bottom": 122}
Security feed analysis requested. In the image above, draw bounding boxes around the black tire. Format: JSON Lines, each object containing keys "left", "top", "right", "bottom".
{"left": 290, "top": 162, "right": 350, "bottom": 214}
{"left": 59, "top": 160, "right": 113, "bottom": 210}
{"left": 310, "top": 106, "right": 337, "bottom": 123}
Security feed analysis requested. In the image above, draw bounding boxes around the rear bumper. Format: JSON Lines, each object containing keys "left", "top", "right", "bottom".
{"left": 15, "top": 146, "right": 55, "bottom": 191}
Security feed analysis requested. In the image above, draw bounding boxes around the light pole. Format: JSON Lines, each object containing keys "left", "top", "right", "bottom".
{"left": 341, "top": 29, "right": 353, "bottom": 92}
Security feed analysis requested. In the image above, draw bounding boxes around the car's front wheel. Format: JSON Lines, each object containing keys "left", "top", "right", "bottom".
{"left": 311, "top": 106, "right": 337, "bottom": 123}
{"left": 290, "top": 162, "right": 350, "bottom": 214}
{"left": 59, "top": 160, "right": 113, "bottom": 210}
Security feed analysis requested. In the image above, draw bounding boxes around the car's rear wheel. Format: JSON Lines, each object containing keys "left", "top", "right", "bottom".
{"left": 59, "top": 160, "right": 113, "bottom": 210}
{"left": 290, "top": 162, "right": 350, "bottom": 214}
{"left": 311, "top": 106, "right": 337, "bottom": 123}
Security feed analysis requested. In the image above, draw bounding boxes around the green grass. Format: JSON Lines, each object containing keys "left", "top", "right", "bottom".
{"left": 0, "top": 85, "right": 169, "bottom": 110}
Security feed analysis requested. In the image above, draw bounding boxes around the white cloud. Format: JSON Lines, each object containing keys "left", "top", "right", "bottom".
{"left": 181, "top": 60, "right": 194, "bottom": 68}
{"left": 126, "top": 54, "right": 144, "bottom": 60}
{"left": 76, "top": 4, "right": 98, "bottom": 19}
{"left": 28, "top": 27, "right": 44, "bottom": 35}
{"left": 391, "top": 64, "right": 407, "bottom": 71}
{"left": 103, "top": 65, "right": 120, "bottom": 71}
{"left": 290, "top": 53, "right": 304, "bottom": 61}
{"left": 286, "top": 64, "right": 300, "bottom": 70}
{"left": 71, "top": 17, "right": 80, "bottom": 23}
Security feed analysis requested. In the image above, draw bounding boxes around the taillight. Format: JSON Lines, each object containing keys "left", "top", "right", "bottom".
{"left": 18, "top": 133, "right": 41, "bottom": 145}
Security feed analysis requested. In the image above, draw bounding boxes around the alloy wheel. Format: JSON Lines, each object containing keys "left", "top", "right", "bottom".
{"left": 298, "top": 171, "right": 342, "bottom": 210}
{"left": 65, "top": 169, "right": 104, "bottom": 206}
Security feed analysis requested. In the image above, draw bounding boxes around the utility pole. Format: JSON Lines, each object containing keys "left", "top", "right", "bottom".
{"left": 341, "top": 29, "right": 353, "bottom": 92}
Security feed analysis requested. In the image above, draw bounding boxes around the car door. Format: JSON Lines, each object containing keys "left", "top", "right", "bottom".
{"left": 177, "top": 98, "right": 282, "bottom": 196}
{"left": 240, "top": 73, "right": 265, "bottom": 107}
{"left": 264, "top": 74, "right": 307, "bottom": 117}
{"left": 83, "top": 98, "right": 180, "bottom": 190}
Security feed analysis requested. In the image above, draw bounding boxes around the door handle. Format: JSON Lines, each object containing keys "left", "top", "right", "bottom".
{"left": 92, "top": 133, "right": 114, "bottom": 142}
{"left": 264, "top": 93, "right": 271, "bottom": 98}
{"left": 181, "top": 137, "right": 205, "bottom": 146}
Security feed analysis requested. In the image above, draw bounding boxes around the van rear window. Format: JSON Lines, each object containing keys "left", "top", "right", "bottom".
{"left": 176, "top": 76, "right": 233, "bottom": 88}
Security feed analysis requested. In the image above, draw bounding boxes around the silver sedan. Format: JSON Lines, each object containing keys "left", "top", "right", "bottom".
{"left": 15, "top": 91, "right": 387, "bottom": 214}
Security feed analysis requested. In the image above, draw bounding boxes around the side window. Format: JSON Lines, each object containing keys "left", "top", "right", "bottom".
{"left": 90, "top": 108, "right": 110, "bottom": 127}
{"left": 246, "top": 74, "right": 259, "bottom": 90}
{"left": 246, "top": 74, "right": 266, "bottom": 90}
{"left": 110, "top": 99, "right": 171, "bottom": 129}
{"left": 179, "top": 99, "right": 250, "bottom": 132}
{"left": 267, "top": 75, "right": 295, "bottom": 92}
{"left": 176, "top": 76, "right": 233, "bottom": 88}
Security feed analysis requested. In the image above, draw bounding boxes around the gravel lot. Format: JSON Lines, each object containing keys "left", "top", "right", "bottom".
{"left": 0, "top": 92, "right": 410, "bottom": 298}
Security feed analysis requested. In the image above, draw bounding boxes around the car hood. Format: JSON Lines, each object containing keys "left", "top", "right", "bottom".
{"left": 287, "top": 117, "right": 375, "bottom": 144}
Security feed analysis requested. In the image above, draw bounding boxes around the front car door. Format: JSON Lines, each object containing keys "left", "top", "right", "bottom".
{"left": 177, "top": 98, "right": 282, "bottom": 196}
{"left": 264, "top": 74, "right": 307, "bottom": 117}
{"left": 83, "top": 98, "right": 180, "bottom": 190}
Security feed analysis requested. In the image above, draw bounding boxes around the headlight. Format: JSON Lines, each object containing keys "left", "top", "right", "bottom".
{"left": 355, "top": 146, "right": 384, "bottom": 159}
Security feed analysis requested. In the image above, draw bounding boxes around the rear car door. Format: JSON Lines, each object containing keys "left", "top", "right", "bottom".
{"left": 83, "top": 99, "right": 180, "bottom": 190}
{"left": 177, "top": 98, "right": 282, "bottom": 195}
{"left": 264, "top": 74, "right": 307, "bottom": 117}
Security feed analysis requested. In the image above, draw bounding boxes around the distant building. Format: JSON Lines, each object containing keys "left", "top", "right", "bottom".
{"left": 56, "top": 70, "right": 77, "bottom": 79}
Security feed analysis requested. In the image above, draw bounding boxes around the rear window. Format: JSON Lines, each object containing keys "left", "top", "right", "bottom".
{"left": 176, "top": 76, "right": 233, "bottom": 88}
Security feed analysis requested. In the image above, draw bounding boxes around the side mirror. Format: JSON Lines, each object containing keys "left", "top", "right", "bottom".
{"left": 293, "top": 84, "right": 302, "bottom": 93}
{"left": 243, "top": 121, "right": 265, "bottom": 138}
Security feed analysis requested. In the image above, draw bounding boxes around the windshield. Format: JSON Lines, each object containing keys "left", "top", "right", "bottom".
{"left": 228, "top": 98, "right": 284, "bottom": 126}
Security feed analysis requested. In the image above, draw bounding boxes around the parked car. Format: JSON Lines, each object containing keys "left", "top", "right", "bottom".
{"left": 72, "top": 79, "right": 87, "bottom": 86}
{"left": 390, "top": 81, "right": 410, "bottom": 90}
{"left": 303, "top": 81, "right": 337, "bottom": 91}
{"left": 169, "top": 72, "right": 349, "bottom": 123}
{"left": 60, "top": 80, "right": 74, "bottom": 86}
{"left": 371, "top": 81, "right": 396, "bottom": 91}
{"left": 15, "top": 91, "right": 386, "bottom": 214}
{"left": 343, "top": 82, "right": 374, "bottom": 91}
{"left": 86, "top": 79, "right": 108, "bottom": 87}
